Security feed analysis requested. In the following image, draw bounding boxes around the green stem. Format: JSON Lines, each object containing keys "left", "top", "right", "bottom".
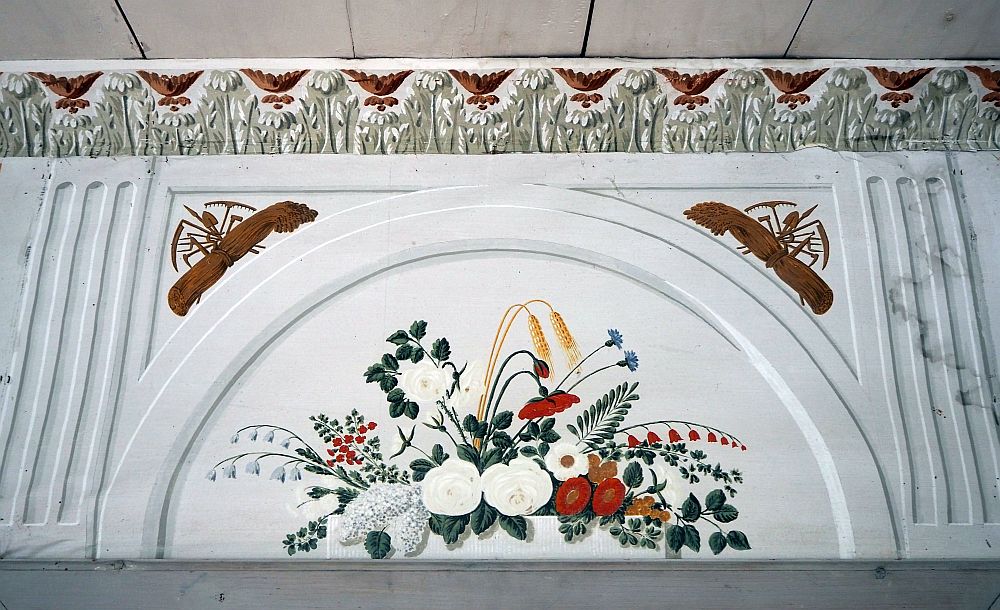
{"left": 481, "top": 369, "right": 539, "bottom": 455}
{"left": 554, "top": 344, "right": 607, "bottom": 390}
{"left": 565, "top": 364, "right": 620, "bottom": 394}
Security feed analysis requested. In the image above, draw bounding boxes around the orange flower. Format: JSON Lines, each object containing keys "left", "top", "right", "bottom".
{"left": 555, "top": 476, "right": 592, "bottom": 515}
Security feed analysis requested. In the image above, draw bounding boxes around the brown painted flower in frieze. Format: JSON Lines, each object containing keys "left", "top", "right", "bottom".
{"left": 137, "top": 70, "right": 203, "bottom": 111}
{"left": 966, "top": 66, "right": 1000, "bottom": 106}
{"left": 449, "top": 69, "right": 514, "bottom": 110}
{"left": 29, "top": 71, "right": 103, "bottom": 114}
{"left": 554, "top": 68, "right": 621, "bottom": 107}
{"left": 866, "top": 67, "right": 933, "bottom": 107}
{"left": 240, "top": 69, "right": 309, "bottom": 109}
{"left": 655, "top": 68, "right": 727, "bottom": 109}
{"left": 762, "top": 68, "right": 828, "bottom": 109}
{"left": 341, "top": 69, "right": 413, "bottom": 111}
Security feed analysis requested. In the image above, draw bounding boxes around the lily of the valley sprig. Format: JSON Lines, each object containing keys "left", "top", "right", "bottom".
{"left": 212, "top": 301, "right": 751, "bottom": 558}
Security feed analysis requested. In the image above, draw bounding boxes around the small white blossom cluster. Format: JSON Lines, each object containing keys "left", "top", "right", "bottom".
{"left": 338, "top": 483, "right": 429, "bottom": 554}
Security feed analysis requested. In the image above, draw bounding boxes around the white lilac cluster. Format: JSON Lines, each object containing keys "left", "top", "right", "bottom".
{"left": 338, "top": 483, "right": 429, "bottom": 554}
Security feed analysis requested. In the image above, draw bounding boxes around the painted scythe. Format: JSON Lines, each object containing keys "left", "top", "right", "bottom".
{"left": 683, "top": 201, "right": 834, "bottom": 315}
{"left": 168, "top": 201, "right": 318, "bottom": 316}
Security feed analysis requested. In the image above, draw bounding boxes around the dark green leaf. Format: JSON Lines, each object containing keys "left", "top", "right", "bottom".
{"left": 665, "top": 524, "right": 685, "bottom": 552}
{"left": 683, "top": 525, "right": 701, "bottom": 552}
{"left": 499, "top": 515, "right": 528, "bottom": 541}
{"left": 482, "top": 448, "right": 505, "bottom": 469}
{"left": 364, "top": 364, "right": 385, "bottom": 382}
{"left": 364, "top": 530, "right": 392, "bottom": 559}
{"left": 519, "top": 445, "right": 537, "bottom": 456}
{"left": 705, "top": 488, "right": 726, "bottom": 511}
{"left": 381, "top": 353, "right": 399, "bottom": 371}
{"left": 462, "top": 414, "right": 479, "bottom": 432}
{"left": 430, "top": 514, "right": 469, "bottom": 545}
{"left": 727, "top": 530, "right": 751, "bottom": 550}
{"left": 410, "top": 458, "right": 435, "bottom": 482}
{"left": 491, "top": 411, "right": 513, "bottom": 430}
{"left": 709, "top": 531, "right": 727, "bottom": 555}
{"left": 527, "top": 421, "right": 540, "bottom": 437}
{"left": 470, "top": 502, "right": 498, "bottom": 535}
{"left": 386, "top": 388, "right": 405, "bottom": 403}
{"left": 395, "top": 344, "right": 414, "bottom": 360}
{"left": 682, "top": 493, "right": 702, "bottom": 521}
{"left": 389, "top": 401, "right": 405, "bottom": 418}
{"left": 431, "top": 338, "right": 451, "bottom": 361}
{"left": 379, "top": 376, "right": 398, "bottom": 392}
{"left": 491, "top": 431, "right": 513, "bottom": 448}
{"left": 387, "top": 330, "right": 409, "bottom": 345}
{"left": 409, "top": 320, "right": 427, "bottom": 340}
{"left": 456, "top": 444, "right": 481, "bottom": 469}
{"left": 403, "top": 401, "right": 419, "bottom": 419}
{"left": 410, "top": 348, "right": 424, "bottom": 364}
{"left": 623, "top": 462, "right": 643, "bottom": 488}
{"left": 539, "top": 430, "right": 561, "bottom": 443}
{"left": 538, "top": 442, "right": 549, "bottom": 457}
{"left": 713, "top": 504, "right": 739, "bottom": 523}
{"left": 431, "top": 444, "right": 446, "bottom": 465}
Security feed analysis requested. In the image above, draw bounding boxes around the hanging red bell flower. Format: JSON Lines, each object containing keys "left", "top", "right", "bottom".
{"left": 533, "top": 359, "right": 551, "bottom": 379}
{"left": 741, "top": 444, "right": 747, "bottom": 451}
{"left": 707, "top": 432, "right": 718, "bottom": 443}
{"left": 646, "top": 431, "right": 662, "bottom": 444}
{"left": 688, "top": 429, "right": 701, "bottom": 441}
{"left": 721, "top": 436, "right": 730, "bottom": 446}
{"left": 627, "top": 435, "right": 640, "bottom": 448}
{"left": 518, "top": 390, "right": 580, "bottom": 419}
{"left": 668, "top": 429, "right": 683, "bottom": 443}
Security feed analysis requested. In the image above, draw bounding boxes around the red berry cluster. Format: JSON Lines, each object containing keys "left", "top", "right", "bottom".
{"left": 326, "top": 421, "right": 378, "bottom": 467}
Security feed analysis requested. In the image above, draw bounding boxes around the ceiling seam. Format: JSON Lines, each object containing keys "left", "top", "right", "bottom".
{"left": 345, "top": 0, "right": 357, "bottom": 58}
{"left": 782, "top": 0, "right": 814, "bottom": 58}
{"left": 112, "top": 0, "right": 146, "bottom": 59}
{"left": 580, "top": 0, "right": 596, "bottom": 57}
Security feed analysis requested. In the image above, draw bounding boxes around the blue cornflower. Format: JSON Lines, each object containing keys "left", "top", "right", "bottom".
{"left": 623, "top": 350, "right": 639, "bottom": 372}
{"left": 607, "top": 328, "right": 624, "bottom": 349}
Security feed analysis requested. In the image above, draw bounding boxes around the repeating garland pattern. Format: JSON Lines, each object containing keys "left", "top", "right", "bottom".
{"left": 1, "top": 63, "right": 999, "bottom": 157}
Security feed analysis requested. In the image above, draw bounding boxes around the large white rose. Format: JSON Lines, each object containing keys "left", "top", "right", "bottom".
{"left": 421, "top": 460, "right": 482, "bottom": 516}
{"left": 544, "top": 442, "right": 588, "bottom": 481}
{"left": 400, "top": 361, "right": 451, "bottom": 403}
{"left": 482, "top": 457, "right": 554, "bottom": 516}
{"left": 448, "top": 360, "right": 485, "bottom": 409}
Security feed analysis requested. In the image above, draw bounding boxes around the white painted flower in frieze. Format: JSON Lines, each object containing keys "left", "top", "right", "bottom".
{"left": 306, "top": 70, "right": 346, "bottom": 96}
{"left": 205, "top": 70, "right": 246, "bottom": 92}
{"left": 482, "top": 457, "right": 553, "bottom": 516}
{"left": 2, "top": 73, "right": 41, "bottom": 99}
{"left": 413, "top": 70, "right": 450, "bottom": 93}
{"left": 725, "top": 69, "right": 765, "bottom": 92}
{"left": 544, "top": 442, "right": 588, "bottom": 481}
{"left": 421, "top": 460, "right": 482, "bottom": 516}
{"left": 930, "top": 69, "right": 968, "bottom": 96}
{"left": 827, "top": 68, "right": 868, "bottom": 91}
{"left": 105, "top": 72, "right": 140, "bottom": 94}
{"left": 619, "top": 69, "right": 658, "bottom": 95}
{"left": 400, "top": 361, "right": 450, "bottom": 403}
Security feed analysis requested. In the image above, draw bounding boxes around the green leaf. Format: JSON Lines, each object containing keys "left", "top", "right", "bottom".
{"left": 491, "top": 431, "right": 513, "bottom": 448}
{"left": 387, "top": 330, "right": 410, "bottom": 345}
{"left": 410, "top": 348, "right": 424, "bottom": 364}
{"left": 379, "top": 376, "right": 398, "bottom": 392}
{"left": 389, "top": 401, "right": 405, "bottom": 418}
{"left": 431, "top": 338, "right": 451, "bottom": 361}
{"left": 683, "top": 525, "right": 701, "bottom": 552}
{"left": 364, "top": 364, "right": 385, "bottom": 382}
{"left": 462, "top": 414, "right": 479, "bottom": 432}
{"left": 499, "top": 515, "right": 528, "bottom": 541}
{"left": 456, "top": 444, "right": 481, "bottom": 469}
{"left": 381, "top": 353, "right": 399, "bottom": 371}
{"left": 726, "top": 530, "right": 751, "bottom": 550}
{"left": 623, "top": 462, "right": 643, "bottom": 488}
{"left": 681, "top": 493, "right": 702, "bottom": 521}
{"left": 665, "top": 524, "right": 685, "bottom": 552}
{"left": 709, "top": 531, "right": 728, "bottom": 555}
{"left": 713, "top": 504, "right": 739, "bottom": 523}
{"left": 410, "top": 458, "right": 435, "bottom": 482}
{"left": 482, "top": 448, "right": 505, "bottom": 469}
{"left": 705, "top": 489, "right": 726, "bottom": 511}
{"left": 491, "top": 411, "right": 514, "bottom": 430}
{"left": 364, "top": 530, "right": 392, "bottom": 559}
{"left": 430, "top": 514, "right": 469, "bottom": 545}
{"left": 537, "top": 442, "right": 549, "bottom": 457}
{"left": 470, "top": 502, "right": 498, "bottom": 534}
{"left": 410, "top": 320, "right": 427, "bottom": 340}
{"left": 395, "top": 344, "right": 414, "bottom": 360}
{"left": 539, "top": 430, "right": 561, "bottom": 443}
{"left": 431, "top": 444, "right": 446, "bottom": 465}
{"left": 403, "top": 401, "right": 419, "bottom": 419}
{"left": 386, "top": 388, "right": 405, "bottom": 403}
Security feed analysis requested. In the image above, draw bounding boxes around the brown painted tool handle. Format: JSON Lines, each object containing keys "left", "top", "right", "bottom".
{"left": 167, "top": 201, "right": 318, "bottom": 316}
{"left": 773, "top": 257, "right": 834, "bottom": 315}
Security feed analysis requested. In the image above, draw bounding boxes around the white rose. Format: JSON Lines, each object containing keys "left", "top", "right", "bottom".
{"left": 400, "top": 361, "right": 451, "bottom": 403}
{"left": 448, "top": 360, "right": 485, "bottom": 409}
{"left": 421, "top": 460, "right": 482, "bottom": 516}
{"left": 544, "top": 442, "right": 588, "bottom": 481}
{"left": 482, "top": 457, "right": 553, "bottom": 516}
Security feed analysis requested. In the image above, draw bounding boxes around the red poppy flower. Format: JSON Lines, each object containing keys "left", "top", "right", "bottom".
{"left": 721, "top": 436, "right": 730, "bottom": 446}
{"left": 534, "top": 360, "right": 550, "bottom": 379}
{"left": 688, "top": 429, "right": 701, "bottom": 441}
{"left": 646, "top": 431, "right": 662, "bottom": 444}
{"left": 707, "top": 432, "right": 718, "bottom": 443}
{"left": 518, "top": 391, "right": 580, "bottom": 419}
{"left": 555, "top": 476, "right": 592, "bottom": 515}
{"left": 668, "top": 429, "right": 683, "bottom": 443}
{"left": 627, "top": 435, "right": 640, "bottom": 448}
{"left": 592, "top": 478, "right": 626, "bottom": 516}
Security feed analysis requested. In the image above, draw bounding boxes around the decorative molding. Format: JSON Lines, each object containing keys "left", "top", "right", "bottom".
{"left": 0, "top": 61, "right": 999, "bottom": 157}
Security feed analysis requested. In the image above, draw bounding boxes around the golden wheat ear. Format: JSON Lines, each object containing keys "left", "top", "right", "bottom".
{"left": 682, "top": 201, "right": 744, "bottom": 236}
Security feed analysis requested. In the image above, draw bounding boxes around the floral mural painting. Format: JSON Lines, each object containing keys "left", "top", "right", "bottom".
{"left": 2, "top": 63, "right": 1000, "bottom": 157}
{"left": 212, "top": 301, "right": 751, "bottom": 559}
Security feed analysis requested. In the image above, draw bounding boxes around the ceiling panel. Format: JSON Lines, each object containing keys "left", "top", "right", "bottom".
{"left": 119, "top": 0, "right": 354, "bottom": 59}
{"left": 788, "top": 0, "right": 1000, "bottom": 59}
{"left": 585, "top": 0, "right": 810, "bottom": 58}
{"left": 349, "top": 0, "right": 590, "bottom": 58}
{"left": 0, "top": 0, "right": 139, "bottom": 60}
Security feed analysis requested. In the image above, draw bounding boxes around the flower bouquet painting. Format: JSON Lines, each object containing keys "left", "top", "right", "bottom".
{"left": 212, "top": 300, "right": 751, "bottom": 559}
